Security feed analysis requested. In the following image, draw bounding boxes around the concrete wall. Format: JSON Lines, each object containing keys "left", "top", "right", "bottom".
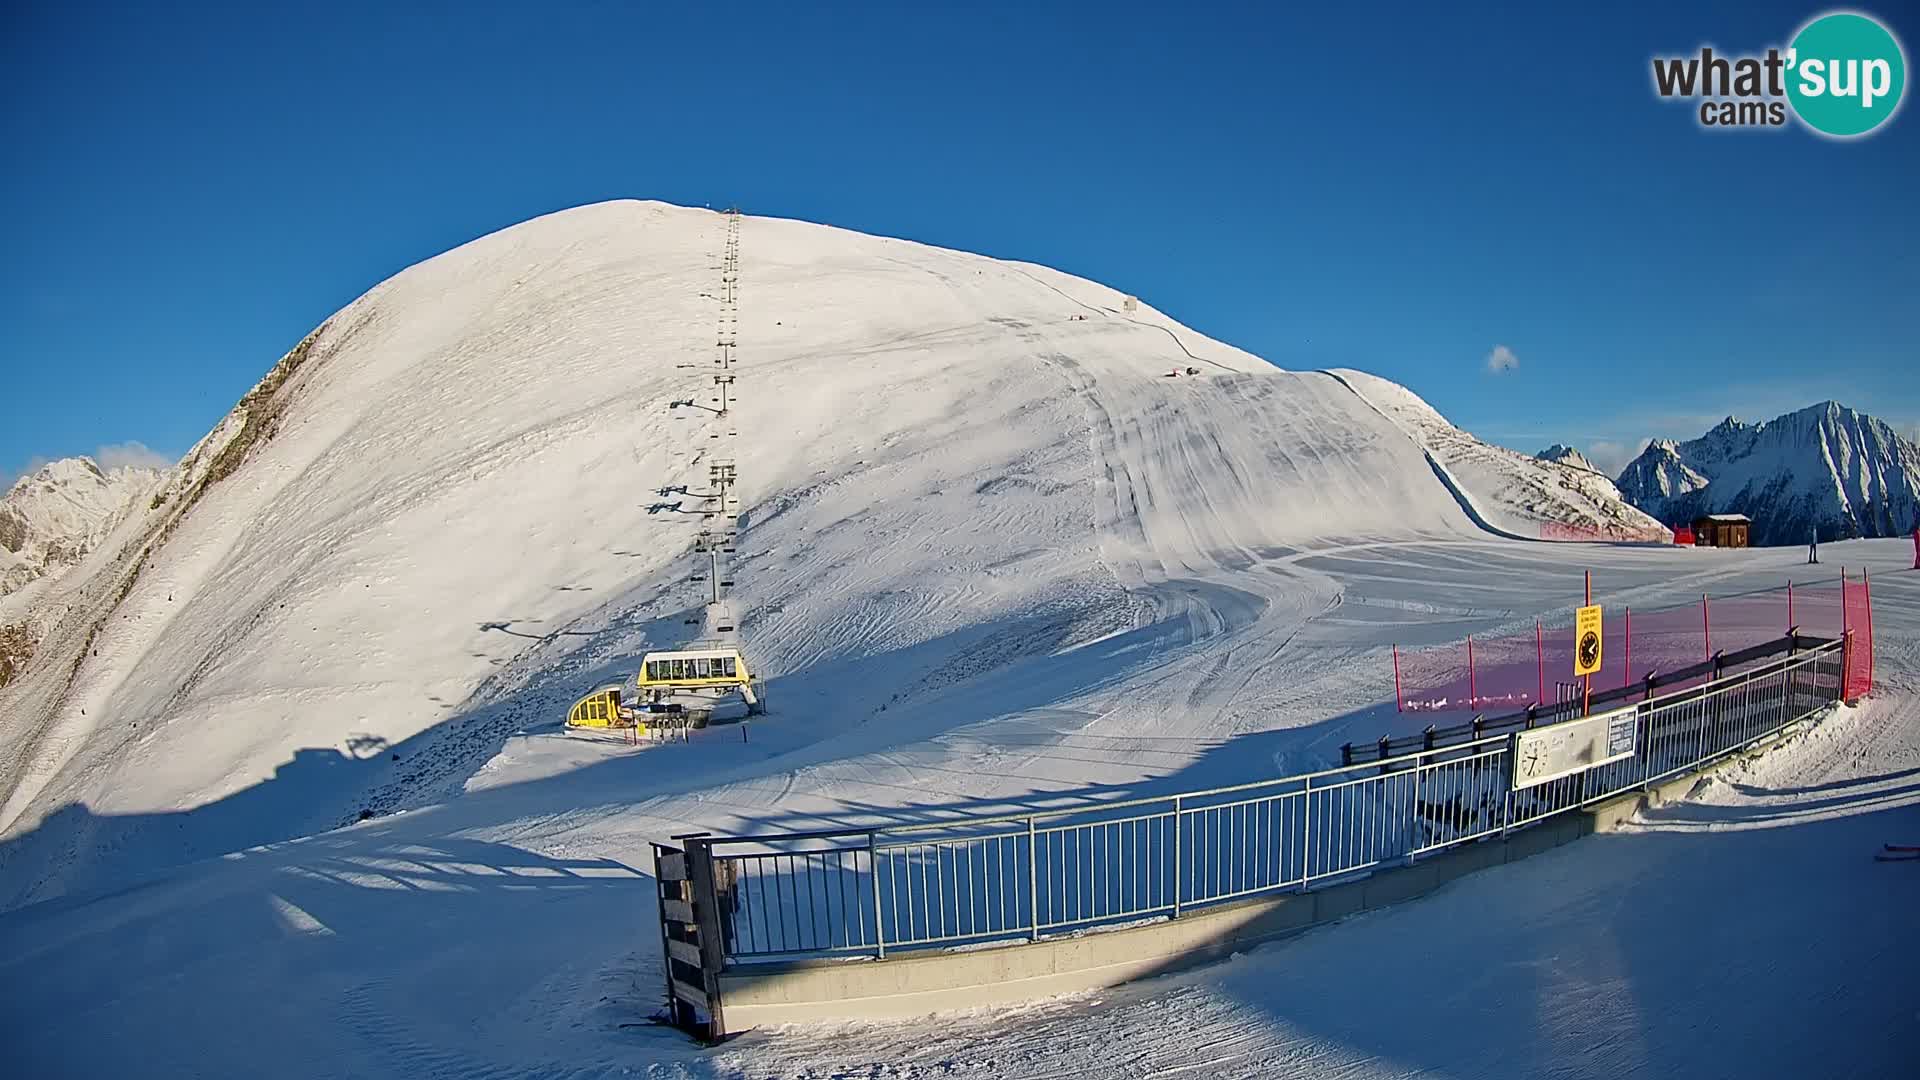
{"left": 716, "top": 718, "right": 1812, "bottom": 1029}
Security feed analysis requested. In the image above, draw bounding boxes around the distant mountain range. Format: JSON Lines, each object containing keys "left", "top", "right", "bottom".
{"left": 1, "top": 457, "right": 163, "bottom": 598}
{"left": 1613, "top": 401, "right": 1920, "bottom": 546}
{"left": 1535, "top": 444, "right": 1603, "bottom": 476}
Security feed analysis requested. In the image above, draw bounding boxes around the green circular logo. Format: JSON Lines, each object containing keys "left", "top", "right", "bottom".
{"left": 1787, "top": 12, "right": 1907, "bottom": 137}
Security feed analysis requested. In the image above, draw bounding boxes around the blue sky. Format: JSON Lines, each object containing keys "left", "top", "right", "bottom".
{"left": 2, "top": 1, "right": 1914, "bottom": 487}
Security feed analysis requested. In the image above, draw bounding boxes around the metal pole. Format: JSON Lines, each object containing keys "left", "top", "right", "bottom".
{"left": 1171, "top": 796, "right": 1183, "bottom": 917}
{"left": 868, "top": 832, "right": 885, "bottom": 959}
{"left": 1392, "top": 645, "right": 1403, "bottom": 713}
{"left": 1864, "top": 568, "right": 1874, "bottom": 694}
{"left": 1026, "top": 817, "right": 1039, "bottom": 941}
{"left": 1299, "top": 779, "right": 1312, "bottom": 889}
{"left": 1624, "top": 606, "right": 1632, "bottom": 692}
{"left": 1702, "top": 593, "right": 1712, "bottom": 666}
{"left": 1407, "top": 754, "right": 1421, "bottom": 866}
{"left": 1536, "top": 621, "right": 1544, "bottom": 707}
{"left": 1584, "top": 572, "right": 1592, "bottom": 717}
{"left": 1840, "top": 567, "right": 1851, "bottom": 696}
{"left": 1467, "top": 636, "right": 1477, "bottom": 709}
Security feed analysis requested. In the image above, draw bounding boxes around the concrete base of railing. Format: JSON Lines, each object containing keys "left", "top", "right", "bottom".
{"left": 716, "top": 717, "right": 1814, "bottom": 1029}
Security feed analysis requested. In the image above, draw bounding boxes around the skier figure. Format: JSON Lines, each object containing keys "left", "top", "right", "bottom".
{"left": 1808, "top": 526, "right": 1818, "bottom": 565}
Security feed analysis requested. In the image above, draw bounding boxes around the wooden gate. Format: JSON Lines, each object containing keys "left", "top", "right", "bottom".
{"left": 652, "top": 836, "right": 729, "bottom": 1040}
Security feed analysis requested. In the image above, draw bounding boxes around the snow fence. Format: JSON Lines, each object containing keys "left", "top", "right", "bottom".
{"left": 1393, "top": 572, "right": 1875, "bottom": 715}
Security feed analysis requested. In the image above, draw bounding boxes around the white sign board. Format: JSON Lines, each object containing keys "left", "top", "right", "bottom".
{"left": 1510, "top": 706, "right": 1639, "bottom": 790}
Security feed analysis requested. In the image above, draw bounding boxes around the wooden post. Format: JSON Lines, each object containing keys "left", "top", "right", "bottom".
{"left": 682, "top": 837, "right": 729, "bottom": 1040}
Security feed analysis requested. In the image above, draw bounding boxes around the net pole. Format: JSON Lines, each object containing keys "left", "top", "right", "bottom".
{"left": 1536, "top": 621, "right": 1544, "bottom": 708}
{"left": 1392, "top": 645, "right": 1403, "bottom": 713}
{"left": 1583, "top": 571, "right": 1592, "bottom": 716}
{"left": 1467, "top": 636, "right": 1476, "bottom": 709}
{"left": 1702, "top": 593, "right": 1712, "bottom": 666}
{"left": 1864, "top": 568, "right": 1874, "bottom": 693}
{"left": 1623, "top": 605, "right": 1632, "bottom": 692}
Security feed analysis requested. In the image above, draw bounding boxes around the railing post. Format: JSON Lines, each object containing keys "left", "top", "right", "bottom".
{"left": 1500, "top": 744, "right": 1514, "bottom": 837}
{"left": 1171, "top": 796, "right": 1184, "bottom": 918}
{"left": 1407, "top": 749, "right": 1422, "bottom": 866}
{"left": 1026, "top": 817, "right": 1039, "bottom": 942}
{"left": 867, "top": 831, "right": 885, "bottom": 959}
{"left": 1299, "top": 778, "right": 1312, "bottom": 890}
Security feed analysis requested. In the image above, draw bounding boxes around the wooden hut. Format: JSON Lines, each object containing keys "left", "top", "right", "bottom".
{"left": 1691, "top": 513, "right": 1751, "bottom": 548}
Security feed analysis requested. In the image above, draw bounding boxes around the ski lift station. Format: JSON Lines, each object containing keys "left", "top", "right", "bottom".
{"left": 565, "top": 646, "right": 765, "bottom": 733}
{"left": 643, "top": 646, "right": 764, "bottom": 716}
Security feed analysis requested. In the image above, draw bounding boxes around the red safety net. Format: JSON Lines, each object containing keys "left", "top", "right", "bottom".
{"left": 1394, "top": 574, "right": 1867, "bottom": 715}
{"left": 1843, "top": 570, "right": 1874, "bottom": 701}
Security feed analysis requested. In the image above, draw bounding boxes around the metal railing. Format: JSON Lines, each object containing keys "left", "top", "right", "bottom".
{"left": 679, "top": 637, "right": 1847, "bottom": 965}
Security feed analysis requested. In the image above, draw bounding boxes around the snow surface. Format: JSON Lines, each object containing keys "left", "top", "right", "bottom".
{"left": 1, "top": 539, "right": 1911, "bottom": 1080}
{"left": 0, "top": 201, "right": 1911, "bottom": 1078}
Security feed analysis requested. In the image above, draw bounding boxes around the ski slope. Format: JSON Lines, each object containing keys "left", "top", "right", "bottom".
{"left": 1333, "top": 368, "right": 1668, "bottom": 541}
{"left": 0, "top": 200, "right": 1550, "bottom": 909}
{"left": 0, "top": 201, "right": 1908, "bottom": 1078}
{"left": 1, "top": 539, "right": 1911, "bottom": 1080}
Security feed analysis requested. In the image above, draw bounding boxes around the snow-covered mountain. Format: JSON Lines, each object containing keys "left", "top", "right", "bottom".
{"left": 0, "top": 457, "right": 162, "bottom": 600}
{"left": 1536, "top": 444, "right": 1600, "bottom": 475}
{"left": 1616, "top": 402, "right": 1920, "bottom": 545}
{"left": 0, "top": 200, "right": 1672, "bottom": 910}
{"left": 1331, "top": 371, "right": 1667, "bottom": 542}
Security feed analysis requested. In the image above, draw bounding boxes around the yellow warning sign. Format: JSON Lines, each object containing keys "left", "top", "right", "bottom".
{"left": 1574, "top": 604, "right": 1604, "bottom": 677}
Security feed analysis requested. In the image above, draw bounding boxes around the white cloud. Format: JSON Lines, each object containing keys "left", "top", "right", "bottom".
{"left": 93, "top": 441, "right": 173, "bottom": 473}
{"left": 1485, "top": 344, "right": 1520, "bottom": 375}
{"left": 1585, "top": 438, "right": 1652, "bottom": 477}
